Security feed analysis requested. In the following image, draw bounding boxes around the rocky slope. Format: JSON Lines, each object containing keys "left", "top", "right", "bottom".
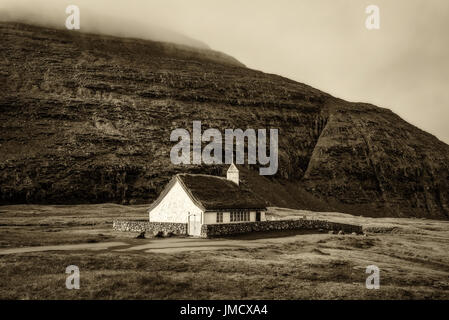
{"left": 1, "top": 22, "right": 448, "bottom": 219}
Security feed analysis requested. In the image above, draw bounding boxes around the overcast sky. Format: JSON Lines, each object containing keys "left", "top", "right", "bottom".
{"left": 1, "top": 0, "right": 448, "bottom": 143}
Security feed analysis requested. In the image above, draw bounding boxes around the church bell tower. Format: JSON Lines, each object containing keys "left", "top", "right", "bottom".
{"left": 226, "top": 163, "right": 239, "bottom": 186}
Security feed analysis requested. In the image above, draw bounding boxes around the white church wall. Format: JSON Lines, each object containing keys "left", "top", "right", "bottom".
{"left": 250, "top": 211, "right": 256, "bottom": 222}
{"left": 204, "top": 211, "right": 234, "bottom": 224}
{"left": 149, "top": 180, "right": 203, "bottom": 223}
{"left": 250, "top": 210, "right": 267, "bottom": 222}
{"left": 179, "top": 209, "right": 267, "bottom": 225}
{"left": 204, "top": 212, "right": 217, "bottom": 224}
{"left": 203, "top": 210, "right": 268, "bottom": 224}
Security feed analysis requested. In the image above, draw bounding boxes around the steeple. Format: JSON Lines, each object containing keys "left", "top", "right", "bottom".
{"left": 226, "top": 163, "right": 239, "bottom": 185}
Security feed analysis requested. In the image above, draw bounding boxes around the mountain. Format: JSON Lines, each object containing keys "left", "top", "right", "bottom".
{"left": 1, "top": 22, "right": 448, "bottom": 219}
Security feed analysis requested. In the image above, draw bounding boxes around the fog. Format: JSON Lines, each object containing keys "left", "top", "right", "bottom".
{"left": 0, "top": 0, "right": 209, "bottom": 48}
{"left": 1, "top": 0, "right": 448, "bottom": 143}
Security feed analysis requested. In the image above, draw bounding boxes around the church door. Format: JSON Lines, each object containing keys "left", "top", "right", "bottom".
{"left": 188, "top": 213, "right": 201, "bottom": 236}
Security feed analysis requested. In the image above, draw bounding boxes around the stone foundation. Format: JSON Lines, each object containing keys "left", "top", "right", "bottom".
{"left": 113, "top": 218, "right": 362, "bottom": 238}
{"left": 112, "top": 219, "right": 187, "bottom": 235}
{"left": 201, "top": 219, "right": 363, "bottom": 238}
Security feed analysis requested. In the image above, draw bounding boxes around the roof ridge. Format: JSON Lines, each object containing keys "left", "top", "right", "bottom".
{"left": 176, "top": 173, "right": 228, "bottom": 180}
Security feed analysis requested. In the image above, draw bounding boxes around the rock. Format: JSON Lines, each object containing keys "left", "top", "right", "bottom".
{"left": 113, "top": 220, "right": 188, "bottom": 235}
{"left": 351, "top": 232, "right": 357, "bottom": 236}
{"left": 153, "top": 231, "right": 164, "bottom": 238}
{"left": 136, "top": 232, "right": 146, "bottom": 239}
{"left": 338, "top": 230, "right": 344, "bottom": 235}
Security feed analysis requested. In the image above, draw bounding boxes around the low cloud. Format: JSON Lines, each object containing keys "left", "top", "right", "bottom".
{"left": 0, "top": 0, "right": 209, "bottom": 48}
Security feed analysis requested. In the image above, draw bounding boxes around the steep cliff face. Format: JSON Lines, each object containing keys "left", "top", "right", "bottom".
{"left": 1, "top": 22, "right": 448, "bottom": 219}
{"left": 303, "top": 101, "right": 449, "bottom": 219}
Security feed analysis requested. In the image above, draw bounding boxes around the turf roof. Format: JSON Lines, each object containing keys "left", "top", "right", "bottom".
{"left": 177, "top": 173, "right": 267, "bottom": 210}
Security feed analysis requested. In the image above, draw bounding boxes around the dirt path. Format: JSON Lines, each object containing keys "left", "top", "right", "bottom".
{"left": 0, "top": 233, "right": 319, "bottom": 255}
{"left": 117, "top": 238, "right": 265, "bottom": 254}
{"left": 0, "top": 242, "right": 128, "bottom": 255}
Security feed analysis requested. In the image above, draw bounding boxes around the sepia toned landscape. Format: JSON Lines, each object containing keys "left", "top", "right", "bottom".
{"left": 1, "top": 1, "right": 449, "bottom": 304}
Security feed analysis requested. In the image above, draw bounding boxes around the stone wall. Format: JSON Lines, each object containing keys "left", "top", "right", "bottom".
{"left": 201, "top": 219, "right": 363, "bottom": 238}
{"left": 113, "top": 218, "right": 362, "bottom": 238}
{"left": 113, "top": 219, "right": 187, "bottom": 235}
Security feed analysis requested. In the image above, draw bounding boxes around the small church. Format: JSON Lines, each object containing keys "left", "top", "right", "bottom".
{"left": 148, "top": 164, "right": 267, "bottom": 236}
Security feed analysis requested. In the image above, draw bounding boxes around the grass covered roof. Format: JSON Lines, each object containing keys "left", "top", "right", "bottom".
{"left": 177, "top": 173, "right": 266, "bottom": 211}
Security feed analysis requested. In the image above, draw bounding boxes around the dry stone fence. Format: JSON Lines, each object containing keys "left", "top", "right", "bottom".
{"left": 113, "top": 218, "right": 362, "bottom": 238}
{"left": 201, "top": 219, "right": 362, "bottom": 237}
{"left": 113, "top": 220, "right": 187, "bottom": 236}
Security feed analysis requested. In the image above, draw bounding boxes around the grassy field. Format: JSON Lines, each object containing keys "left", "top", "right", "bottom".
{"left": 0, "top": 204, "right": 448, "bottom": 300}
